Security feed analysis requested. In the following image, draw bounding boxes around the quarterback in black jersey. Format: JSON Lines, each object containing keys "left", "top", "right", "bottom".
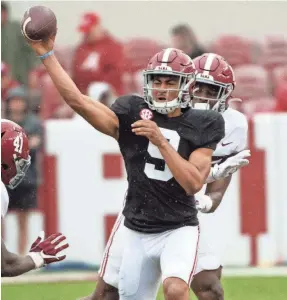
{"left": 111, "top": 94, "right": 224, "bottom": 233}
{"left": 26, "top": 34, "right": 224, "bottom": 300}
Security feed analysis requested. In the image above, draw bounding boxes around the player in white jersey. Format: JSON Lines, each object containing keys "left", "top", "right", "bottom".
{"left": 1, "top": 119, "right": 69, "bottom": 277}
{"left": 79, "top": 54, "right": 250, "bottom": 300}
{"left": 190, "top": 53, "right": 250, "bottom": 300}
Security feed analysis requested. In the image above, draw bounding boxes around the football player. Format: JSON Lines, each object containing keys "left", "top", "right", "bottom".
{"left": 25, "top": 30, "right": 225, "bottom": 300}
{"left": 190, "top": 53, "right": 250, "bottom": 300}
{"left": 1, "top": 119, "right": 69, "bottom": 277}
{"left": 79, "top": 54, "right": 250, "bottom": 300}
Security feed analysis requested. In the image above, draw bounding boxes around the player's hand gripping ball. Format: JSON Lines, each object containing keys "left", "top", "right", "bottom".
{"left": 21, "top": 6, "right": 57, "bottom": 41}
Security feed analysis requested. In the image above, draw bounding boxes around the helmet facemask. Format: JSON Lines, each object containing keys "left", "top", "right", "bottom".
{"left": 7, "top": 154, "right": 31, "bottom": 189}
{"left": 192, "top": 79, "right": 233, "bottom": 113}
{"left": 143, "top": 69, "right": 195, "bottom": 114}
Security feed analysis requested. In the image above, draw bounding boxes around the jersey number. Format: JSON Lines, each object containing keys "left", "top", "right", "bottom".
{"left": 13, "top": 135, "right": 23, "bottom": 154}
{"left": 144, "top": 128, "right": 180, "bottom": 181}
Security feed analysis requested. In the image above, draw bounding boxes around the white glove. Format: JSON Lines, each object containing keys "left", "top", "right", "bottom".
{"left": 195, "top": 194, "right": 213, "bottom": 213}
{"left": 206, "top": 149, "right": 251, "bottom": 183}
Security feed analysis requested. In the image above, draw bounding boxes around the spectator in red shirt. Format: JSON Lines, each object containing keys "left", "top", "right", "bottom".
{"left": 28, "top": 54, "right": 74, "bottom": 120}
{"left": 1, "top": 62, "right": 20, "bottom": 101}
{"left": 1, "top": 62, "right": 20, "bottom": 118}
{"left": 72, "top": 13, "right": 124, "bottom": 96}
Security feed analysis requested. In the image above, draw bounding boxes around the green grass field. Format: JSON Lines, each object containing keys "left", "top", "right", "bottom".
{"left": 2, "top": 277, "right": 287, "bottom": 300}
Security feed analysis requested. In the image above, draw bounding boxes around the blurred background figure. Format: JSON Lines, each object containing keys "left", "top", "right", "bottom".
{"left": 28, "top": 49, "right": 74, "bottom": 120}
{"left": 1, "top": 61, "right": 21, "bottom": 118}
{"left": 1, "top": 1, "right": 39, "bottom": 85}
{"left": 5, "top": 86, "right": 43, "bottom": 256}
{"left": 1, "top": 62, "right": 20, "bottom": 101}
{"left": 73, "top": 82, "right": 115, "bottom": 121}
{"left": 72, "top": 12, "right": 125, "bottom": 96}
{"left": 170, "top": 23, "right": 206, "bottom": 59}
{"left": 87, "top": 82, "right": 115, "bottom": 107}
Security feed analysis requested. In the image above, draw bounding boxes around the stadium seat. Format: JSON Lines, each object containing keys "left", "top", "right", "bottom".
{"left": 210, "top": 35, "right": 254, "bottom": 67}
{"left": 123, "top": 38, "right": 165, "bottom": 94}
{"left": 259, "top": 35, "right": 287, "bottom": 70}
{"left": 233, "top": 64, "right": 272, "bottom": 100}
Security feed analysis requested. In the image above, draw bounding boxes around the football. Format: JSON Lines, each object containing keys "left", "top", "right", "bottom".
{"left": 21, "top": 6, "right": 57, "bottom": 41}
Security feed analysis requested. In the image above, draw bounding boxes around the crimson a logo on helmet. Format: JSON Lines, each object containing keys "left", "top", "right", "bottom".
{"left": 139, "top": 108, "right": 153, "bottom": 120}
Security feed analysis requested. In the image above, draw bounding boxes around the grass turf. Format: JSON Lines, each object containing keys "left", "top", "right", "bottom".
{"left": 2, "top": 277, "right": 287, "bottom": 300}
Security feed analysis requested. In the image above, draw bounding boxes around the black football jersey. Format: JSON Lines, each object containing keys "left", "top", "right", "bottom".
{"left": 111, "top": 95, "right": 225, "bottom": 233}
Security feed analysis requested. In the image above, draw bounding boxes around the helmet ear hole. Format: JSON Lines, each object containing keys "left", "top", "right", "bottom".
{"left": 1, "top": 132, "right": 5, "bottom": 138}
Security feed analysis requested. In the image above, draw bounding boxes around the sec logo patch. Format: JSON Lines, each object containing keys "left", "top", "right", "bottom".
{"left": 139, "top": 109, "right": 153, "bottom": 120}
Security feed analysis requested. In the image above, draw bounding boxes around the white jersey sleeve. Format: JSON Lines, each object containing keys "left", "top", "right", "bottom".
{"left": 1, "top": 181, "right": 9, "bottom": 218}
{"left": 212, "top": 108, "right": 248, "bottom": 162}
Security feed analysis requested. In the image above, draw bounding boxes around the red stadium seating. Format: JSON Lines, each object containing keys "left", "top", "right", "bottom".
{"left": 233, "top": 64, "right": 272, "bottom": 100}
{"left": 123, "top": 38, "right": 165, "bottom": 94}
{"left": 259, "top": 35, "right": 287, "bottom": 70}
{"left": 210, "top": 35, "right": 254, "bottom": 67}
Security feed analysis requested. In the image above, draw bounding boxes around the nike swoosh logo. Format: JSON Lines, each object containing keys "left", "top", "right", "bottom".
{"left": 221, "top": 142, "right": 233, "bottom": 147}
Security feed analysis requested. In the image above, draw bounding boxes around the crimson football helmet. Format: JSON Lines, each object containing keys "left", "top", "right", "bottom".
{"left": 1, "top": 119, "right": 31, "bottom": 189}
{"left": 143, "top": 48, "right": 196, "bottom": 114}
{"left": 192, "top": 53, "right": 236, "bottom": 112}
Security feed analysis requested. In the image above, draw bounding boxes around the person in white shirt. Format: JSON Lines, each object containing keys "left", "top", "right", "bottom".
{"left": 189, "top": 53, "right": 250, "bottom": 300}
{"left": 1, "top": 119, "right": 69, "bottom": 277}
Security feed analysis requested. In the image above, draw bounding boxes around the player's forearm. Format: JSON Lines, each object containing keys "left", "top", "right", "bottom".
{"left": 202, "top": 175, "right": 232, "bottom": 213}
{"left": 158, "top": 141, "right": 203, "bottom": 195}
{"left": 1, "top": 255, "right": 35, "bottom": 277}
{"left": 41, "top": 54, "right": 83, "bottom": 110}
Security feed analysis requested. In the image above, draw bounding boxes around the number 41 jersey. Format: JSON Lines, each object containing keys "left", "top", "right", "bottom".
{"left": 111, "top": 95, "right": 225, "bottom": 233}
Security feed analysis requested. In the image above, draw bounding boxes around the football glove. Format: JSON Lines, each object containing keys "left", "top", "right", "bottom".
{"left": 28, "top": 231, "right": 69, "bottom": 268}
{"left": 206, "top": 149, "right": 251, "bottom": 183}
